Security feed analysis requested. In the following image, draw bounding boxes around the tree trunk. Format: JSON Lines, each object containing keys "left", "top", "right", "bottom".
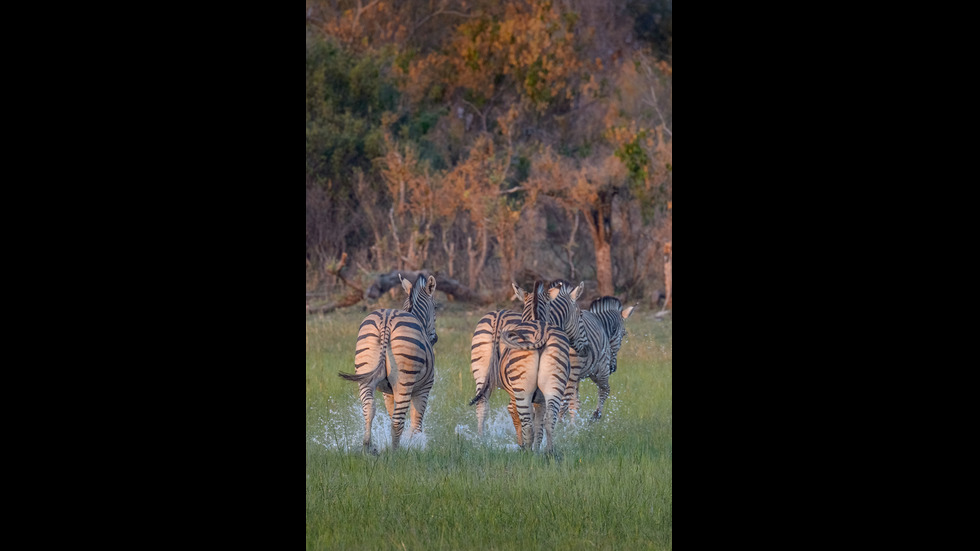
{"left": 467, "top": 225, "right": 488, "bottom": 290}
{"left": 662, "top": 241, "right": 672, "bottom": 311}
{"left": 594, "top": 240, "right": 613, "bottom": 296}
{"left": 584, "top": 190, "right": 615, "bottom": 296}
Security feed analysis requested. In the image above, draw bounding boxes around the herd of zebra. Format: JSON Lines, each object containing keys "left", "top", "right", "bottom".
{"left": 338, "top": 273, "right": 636, "bottom": 454}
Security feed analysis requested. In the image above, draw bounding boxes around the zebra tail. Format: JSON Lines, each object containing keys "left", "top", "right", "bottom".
{"left": 468, "top": 382, "right": 490, "bottom": 406}
{"left": 469, "top": 312, "right": 507, "bottom": 406}
{"left": 338, "top": 320, "right": 389, "bottom": 384}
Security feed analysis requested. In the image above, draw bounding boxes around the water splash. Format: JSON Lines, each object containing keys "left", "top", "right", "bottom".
{"left": 310, "top": 397, "right": 429, "bottom": 452}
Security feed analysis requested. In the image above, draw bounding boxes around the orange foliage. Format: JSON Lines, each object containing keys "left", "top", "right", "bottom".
{"left": 321, "top": 0, "right": 410, "bottom": 52}
{"left": 440, "top": 0, "right": 582, "bottom": 112}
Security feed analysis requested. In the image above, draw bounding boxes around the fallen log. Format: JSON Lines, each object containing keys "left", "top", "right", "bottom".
{"left": 308, "top": 266, "right": 491, "bottom": 316}
{"left": 365, "top": 270, "right": 485, "bottom": 303}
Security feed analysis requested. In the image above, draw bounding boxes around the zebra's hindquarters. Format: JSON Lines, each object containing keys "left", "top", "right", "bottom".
{"left": 532, "top": 330, "right": 571, "bottom": 453}
{"left": 499, "top": 320, "right": 568, "bottom": 452}
{"left": 386, "top": 311, "right": 436, "bottom": 449}
{"left": 469, "top": 310, "right": 520, "bottom": 435}
{"left": 339, "top": 309, "right": 397, "bottom": 453}
{"left": 340, "top": 309, "right": 435, "bottom": 452}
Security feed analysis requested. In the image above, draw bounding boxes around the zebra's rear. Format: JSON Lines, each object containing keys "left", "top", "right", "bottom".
{"left": 469, "top": 309, "right": 522, "bottom": 435}
{"left": 339, "top": 274, "right": 438, "bottom": 453}
{"left": 497, "top": 281, "right": 570, "bottom": 453}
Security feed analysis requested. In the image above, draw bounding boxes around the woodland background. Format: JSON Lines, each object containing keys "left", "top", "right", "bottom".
{"left": 306, "top": 0, "right": 672, "bottom": 310}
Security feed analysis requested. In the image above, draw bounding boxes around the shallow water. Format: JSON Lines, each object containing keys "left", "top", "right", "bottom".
{"left": 310, "top": 388, "right": 623, "bottom": 453}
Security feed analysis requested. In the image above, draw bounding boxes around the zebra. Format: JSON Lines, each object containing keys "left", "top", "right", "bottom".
{"left": 467, "top": 285, "right": 524, "bottom": 437}
{"left": 338, "top": 273, "right": 437, "bottom": 453}
{"left": 543, "top": 280, "right": 616, "bottom": 422}
{"left": 495, "top": 281, "right": 570, "bottom": 453}
{"left": 588, "top": 296, "right": 636, "bottom": 376}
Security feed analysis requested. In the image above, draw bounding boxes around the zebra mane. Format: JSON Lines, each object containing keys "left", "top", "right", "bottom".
{"left": 548, "top": 279, "right": 572, "bottom": 291}
{"left": 532, "top": 280, "right": 546, "bottom": 320}
{"left": 401, "top": 274, "right": 429, "bottom": 313}
{"left": 589, "top": 296, "right": 622, "bottom": 314}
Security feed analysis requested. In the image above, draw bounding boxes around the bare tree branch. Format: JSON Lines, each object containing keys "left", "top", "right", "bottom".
{"left": 326, "top": 251, "right": 365, "bottom": 294}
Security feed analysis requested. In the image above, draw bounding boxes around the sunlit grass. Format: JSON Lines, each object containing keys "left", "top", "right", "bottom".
{"left": 306, "top": 306, "right": 672, "bottom": 550}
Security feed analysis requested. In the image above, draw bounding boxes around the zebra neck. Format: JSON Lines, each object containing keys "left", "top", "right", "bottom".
{"left": 571, "top": 316, "right": 589, "bottom": 352}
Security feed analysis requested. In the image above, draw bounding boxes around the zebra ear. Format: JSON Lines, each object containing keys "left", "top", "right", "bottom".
{"left": 512, "top": 282, "right": 525, "bottom": 302}
{"left": 571, "top": 282, "right": 585, "bottom": 301}
{"left": 547, "top": 286, "right": 560, "bottom": 300}
{"left": 400, "top": 274, "right": 413, "bottom": 294}
{"left": 425, "top": 275, "right": 436, "bottom": 294}
{"left": 622, "top": 305, "right": 636, "bottom": 319}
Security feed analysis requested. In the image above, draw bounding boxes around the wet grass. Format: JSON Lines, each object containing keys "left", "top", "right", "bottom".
{"left": 306, "top": 306, "right": 672, "bottom": 550}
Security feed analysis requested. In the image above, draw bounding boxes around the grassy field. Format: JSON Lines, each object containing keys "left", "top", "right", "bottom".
{"left": 306, "top": 304, "right": 672, "bottom": 550}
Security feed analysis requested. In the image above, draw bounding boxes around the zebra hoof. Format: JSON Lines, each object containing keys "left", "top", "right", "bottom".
{"left": 364, "top": 445, "right": 379, "bottom": 456}
{"left": 590, "top": 410, "right": 602, "bottom": 421}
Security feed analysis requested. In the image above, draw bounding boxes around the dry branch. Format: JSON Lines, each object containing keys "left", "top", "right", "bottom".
{"left": 326, "top": 252, "right": 365, "bottom": 294}
{"left": 307, "top": 290, "right": 365, "bottom": 315}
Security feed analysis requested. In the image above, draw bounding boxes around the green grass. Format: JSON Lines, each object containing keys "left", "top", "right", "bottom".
{"left": 307, "top": 306, "right": 672, "bottom": 550}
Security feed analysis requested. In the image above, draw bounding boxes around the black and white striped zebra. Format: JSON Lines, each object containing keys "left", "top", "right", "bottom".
{"left": 588, "top": 296, "right": 636, "bottom": 375}
{"left": 467, "top": 283, "right": 525, "bottom": 437}
{"left": 338, "top": 274, "right": 437, "bottom": 453}
{"left": 495, "top": 281, "right": 570, "bottom": 453}
{"left": 544, "top": 280, "right": 615, "bottom": 421}
{"left": 501, "top": 281, "right": 570, "bottom": 453}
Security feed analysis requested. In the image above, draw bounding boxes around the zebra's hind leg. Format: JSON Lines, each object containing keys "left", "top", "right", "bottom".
{"left": 475, "top": 387, "right": 490, "bottom": 436}
{"left": 409, "top": 392, "right": 429, "bottom": 438}
{"left": 531, "top": 396, "right": 546, "bottom": 451}
{"left": 383, "top": 392, "right": 395, "bottom": 418}
{"left": 358, "top": 382, "right": 380, "bottom": 455}
{"left": 559, "top": 355, "right": 582, "bottom": 423}
{"left": 561, "top": 379, "right": 581, "bottom": 424}
{"left": 389, "top": 391, "right": 412, "bottom": 451}
{"left": 507, "top": 400, "right": 523, "bottom": 447}
{"left": 542, "top": 395, "right": 562, "bottom": 455}
{"left": 514, "top": 394, "right": 535, "bottom": 451}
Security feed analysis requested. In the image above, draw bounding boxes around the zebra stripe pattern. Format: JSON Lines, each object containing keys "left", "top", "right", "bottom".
{"left": 338, "top": 274, "right": 438, "bottom": 453}
{"left": 468, "top": 277, "right": 556, "bottom": 436}
{"left": 468, "top": 305, "right": 522, "bottom": 436}
{"left": 588, "top": 296, "right": 636, "bottom": 375}
{"left": 544, "top": 280, "right": 614, "bottom": 421}
{"left": 497, "top": 281, "right": 570, "bottom": 453}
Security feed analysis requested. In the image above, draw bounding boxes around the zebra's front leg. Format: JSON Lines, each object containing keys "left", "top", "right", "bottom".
{"left": 591, "top": 374, "right": 611, "bottom": 421}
